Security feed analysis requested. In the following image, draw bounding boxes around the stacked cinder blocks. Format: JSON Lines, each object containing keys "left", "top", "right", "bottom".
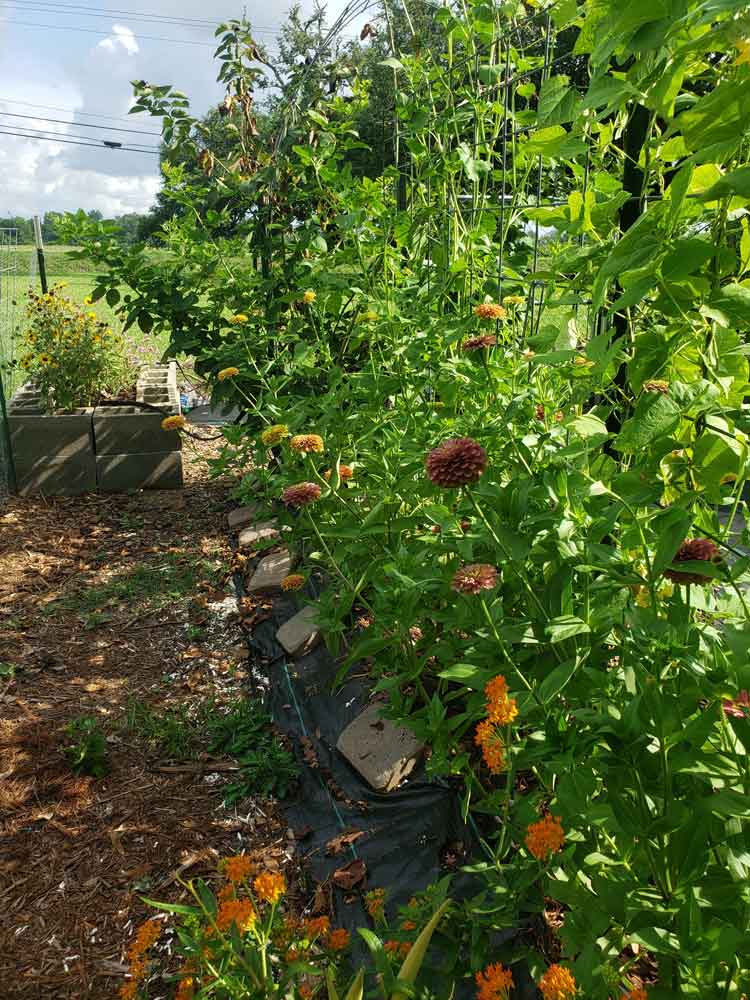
{"left": 8, "top": 362, "right": 183, "bottom": 496}
{"left": 96, "top": 362, "right": 182, "bottom": 491}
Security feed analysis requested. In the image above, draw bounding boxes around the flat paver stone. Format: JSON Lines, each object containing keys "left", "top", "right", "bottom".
{"left": 238, "top": 522, "right": 279, "bottom": 549}
{"left": 336, "top": 700, "right": 424, "bottom": 792}
{"left": 276, "top": 605, "right": 321, "bottom": 657}
{"left": 228, "top": 505, "right": 260, "bottom": 529}
{"left": 247, "top": 549, "right": 295, "bottom": 593}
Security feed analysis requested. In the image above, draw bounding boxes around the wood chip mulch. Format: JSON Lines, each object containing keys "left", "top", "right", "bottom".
{"left": 0, "top": 439, "right": 297, "bottom": 999}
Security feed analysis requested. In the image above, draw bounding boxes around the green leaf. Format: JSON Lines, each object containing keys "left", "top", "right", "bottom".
{"left": 567, "top": 413, "right": 609, "bottom": 441}
{"left": 679, "top": 79, "right": 750, "bottom": 153}
{"left": 545, "top": 615, "right": 591, "bottom": 643}
{"left": 628, "top": 927, "right": 681, "bottom": 954}
{"left": 105, "top": 287, "right": 120, "bottom": 307}
{"left": 537, "top": 75, "right": 581, "bottom": 125}
{"left": 700, "top": 166, "right": 750, "bottom": 202}
{"left": 437, "top": 664, "right": 489, "bottom": 689}
{"left": 651, "top": 507, "right": 693, "bottom": 575}
{"left": 380, "top": 57, "right": 404, "bottom": 71}
{"left": 537, "top": 658, "right": 579, "bottom": 702}
{"left": 661, "top": 239, "right": 715, "bottom": 281}
{"left": 137, "top": 311, "right": 154, "bottom": 334}
{"left": 140, "top": 896, "right": 200, "bottom": 916}
{"left": 614, "top": 392, "right": 681, "bottom": 453}
{"left": 709, "top": 284, "right": 750, "bottom": 327}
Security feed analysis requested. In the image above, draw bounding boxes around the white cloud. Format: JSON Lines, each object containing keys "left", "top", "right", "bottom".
{"left": 98, "top": 24, "right": 140, "bottom": 57}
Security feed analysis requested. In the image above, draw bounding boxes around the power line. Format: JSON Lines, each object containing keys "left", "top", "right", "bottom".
{"left": 2, "top": 19, "right": 219, "bottom": 45}
{"left": 0, "top": 96, "right": 160, "bottom": 127}
{"left": 0, "top": 110, "right": 162, "bottom": 138}
{"left": 6, "top": 0, "right": 222, "bottom": 28}
{"left": 0, "top": 127, "right": 161, "bottom": 153}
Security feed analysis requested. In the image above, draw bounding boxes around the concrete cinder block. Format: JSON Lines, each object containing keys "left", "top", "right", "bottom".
{"left": 14, "top": 459, "right": 97, "bottom": 496}
{"left": 247, "top": 549, "right": 295, "bottom": 593}
{"left": 276, "top": 605, "right": 321, "bottom": 657}
{"left": 8, "top": 411, "right": 94, "bottom": 465}
{"left": 336, "top": 700, "right": 424, "bottom": 792}
{"left": 96, "top": 451, "right": 183, "bottom": 492}
{"left": 93, "top": 408, "right": 182, "bottom": 455}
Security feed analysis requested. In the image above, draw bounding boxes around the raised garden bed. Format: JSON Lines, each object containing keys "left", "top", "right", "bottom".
{"left": 8, "top": 362, "right": 183, "bottom": 496}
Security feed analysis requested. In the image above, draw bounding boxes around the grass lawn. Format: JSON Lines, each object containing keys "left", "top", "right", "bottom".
{"left": 0, "top": 246, "right": 169, "bottom": 401}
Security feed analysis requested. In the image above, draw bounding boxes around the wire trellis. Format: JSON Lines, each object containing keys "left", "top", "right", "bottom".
{"left": 0, "top": 228, "right": 21, "bottom": 498}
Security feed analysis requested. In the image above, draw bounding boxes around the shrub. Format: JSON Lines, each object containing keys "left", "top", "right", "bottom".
{"left": 17, "top": 283, "right": 130, "bottom": 410}
{"left": 62, "top": 716, "right": 108, "bottom": 777}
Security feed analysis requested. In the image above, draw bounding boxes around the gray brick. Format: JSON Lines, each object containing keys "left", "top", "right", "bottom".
{"left": 276, "top": 605, "right": 321, "bottom": 657}
{"left": 228, "top": 505, "right": 261, "bottom": 529}
{"left": 238, "top": 522, "right": 279, "bottom": 549}
{"left": 93, "top": 409, "right": 183, "bottom": 455}
{"left": 96, "top": 451, "right": 183, "bottom": 491}
{"left": 336, "top": 701, "right": 424, "bottom": 792}
{"left": 246, "top": 549, "right": 295, "bottom": 593}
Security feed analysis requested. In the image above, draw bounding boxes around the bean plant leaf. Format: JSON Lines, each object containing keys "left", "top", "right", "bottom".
{"left": 614, "top": 393, "right": 681, "bottom": 453}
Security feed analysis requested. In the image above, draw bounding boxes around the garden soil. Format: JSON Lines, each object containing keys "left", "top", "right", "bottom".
{"left": 0, "top": 441, "right": 300, "bottom": 1000}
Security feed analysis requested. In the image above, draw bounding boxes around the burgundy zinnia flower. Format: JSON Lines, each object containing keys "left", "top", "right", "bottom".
{"left": 451, "top": 563, "right": 498, "bottom": 594}
{"left": 426, "top": 437, "right": 487, "bottom": 488}
{"left": 282, "top": 482, "right": 322, "bottom": 508}
{"left": 462, "top": 334, "right": 497, "bottom": 352}
{"left": 664, "top": 538, "right": 721, "bottom": 585}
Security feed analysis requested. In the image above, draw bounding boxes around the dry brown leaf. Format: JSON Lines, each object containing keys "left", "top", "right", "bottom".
{"left": 332, "top": 859, "right": 367, "bottom": 890}
{"left": 325, "top": 829, "right": 366, "bottom": 856}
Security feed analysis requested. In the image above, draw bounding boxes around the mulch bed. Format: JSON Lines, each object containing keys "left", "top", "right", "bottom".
{"left": 0, "top": 439, "right": 295, "bottom": 999}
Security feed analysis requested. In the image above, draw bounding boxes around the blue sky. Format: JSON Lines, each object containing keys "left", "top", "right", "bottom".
{"left": 0, "top": 0, "right": 359, "bottom": 217}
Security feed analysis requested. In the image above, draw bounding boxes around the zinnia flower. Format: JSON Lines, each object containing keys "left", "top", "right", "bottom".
{"left": 302, "top": 290, "right": 317, "bottom": 304}
{"left": 643, "top": 379, "right": 669, "bottom": 394}
{"left": 475, "top": 962, "right": 514, "bottom": 1000}
{"left": 282, "top": 482, "right": 322, "bottom": 508}
{"left": 734, "top": 38, "right": 750, "bottom": 65}
{"left": 451, "top": 563, "right": 498, "bottom": 594}
{"left": 475, "top": 719, "right": 505, "bottom": 773}
{"left": 290, "top": 434, "right": 324, "bottom": 454}
{"left": 261, "top": 424, "right": 290, "bottom": 446}
{"left": 324, "top": 464, "right": 354, "bottom": 481}
{"left": 217, "top": 366, "right": 240, "bottom": 381}
{"left": 664, "top": 538, "right": 720, "bottom": 585}
{"left": 229, "top": 313, "right": 249, "bottom": 324}
{"left": 326, "top": 928, "right": 350, "bottom": 951}
{"left": 282, "top": 573, "right": 306, "bottom": 592}
{"left": 723, "top": 690, "right": 750, "bottom": 719}
{"left": 474, "top": 303, "right": 507, "bottom": 321}
{"left": 503, "top": 295, "right": 525, "bottom": 305}
{"left": 426, "top": 437, "right": 487, "bottom": 488}
{"left": 162, "top": 414, "right": 187, "bottom": 431}
{"left": 525, "top": 815, "right": 565, "bottom": 861}
{"left": 254, "top": 871, "right": 286, "bottom": 903}
{"left": 462, "top": 334, "right": 497, "bottom": 352}
{"left": 539, "top": 964, "right": 577, "bottom": 999}
{"left": 216, "top": 898, "right": 256, "bottom": 932}
{"left": 223, "top": 855, "right": 254, "bottom": 882}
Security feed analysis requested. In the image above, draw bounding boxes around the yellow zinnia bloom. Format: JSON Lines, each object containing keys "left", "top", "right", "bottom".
{"left": 261, "top": 424, "right": 290, "bottom": 446}
{"left": 290, "top": 433, "right": 324, "bottom": 454}
{"left": 217, "top": 366, "right": 240, "bottom": 381}
{"left": 162, "top": 414, "right": 187, "bottom": 431}
{"left": 229, "top": 313, "right": 249, "bottom": 324}
{"left": 302, "top": 290, "right": 316, "bottom": 304}
{"left": 735, "top": 38, "right": 750, "bottom": 65}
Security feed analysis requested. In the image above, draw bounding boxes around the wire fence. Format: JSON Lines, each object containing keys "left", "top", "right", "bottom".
{"left": 0, "top": 227, "right": 21, "bottom": 499}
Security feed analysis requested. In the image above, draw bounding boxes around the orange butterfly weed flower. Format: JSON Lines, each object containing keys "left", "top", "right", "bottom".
{"left": 324, "top": 464, "right": 354, "bottom": 482}
{"left": 485, "top": 675, "right": 518, "bottom": 725}
{"left": 625, "top": 990, "right": 648, "bottom": 1000}
{"left": 326, "top": 928, "right": 351, "bottom": 951}
{"left": 365, "top": 888, "right": 386, "bottom": 921}
{"left": 217, "top": 883, "right": 235, "bottom": 904}
{"left": 539, "top": 964, "right": 577, "bottom": 999}
{"left": 475, "top": 962, "right": 514, "bottom": 1000}
{"left": 223, "top": 855, "right": 254, "bottom": 883}
{"left": 176, "top": 977, "right": 196, "bottom": 1000}
{"left": 475, "top": 719, "right": 506, "bottom": 773}
{"left": 526, "top": 815, "right": 565, "bottom": 861}
{"left": 304, "top": 916, "right": 331, "bottom": 939}
{"left": 216, "top": 898, "right": 257, "bottom": 932}
{"left": 254, "top": 871, "right": 286, "bottom": 904}
{"left": 401, "top": 920, "right": 417, "bottom": 931}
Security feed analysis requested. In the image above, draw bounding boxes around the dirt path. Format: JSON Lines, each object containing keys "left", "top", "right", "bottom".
{"left": 0, "top": 441, "right": 289, "bottom": 999}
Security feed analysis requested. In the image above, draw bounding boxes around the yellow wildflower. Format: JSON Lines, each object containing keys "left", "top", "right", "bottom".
{"left": 261, "top": 424, "right": 290, "bottom": 446}
{"left": 735, "top": 39, "right": 750, "bottom": 65}
{"left": 229, "top": 313, "right": 249, "bottom": 324}
{"left": 254, "top": 871, "right": 286, "bottom": 904}
{"left": 162, "top": 414, "right": 187, "bottom": 431}
{"left": 302, "top": 290, "right": 316, "bottom": 304}
{"left": 217, "top": 366, "right": 240, "bottom": 381}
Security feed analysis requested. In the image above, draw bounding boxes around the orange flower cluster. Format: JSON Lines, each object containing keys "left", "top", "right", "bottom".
{"left": 254, "top": 871, "right": 286, "bottom": 904}
{"left": 216, "top": 898, "right": 257, "bottom": 932}
{"left": 119, "top": 919, "right": 161, "bottom": 998}
{"left": 475, "top": 962, "right": 514, "bottom": 1000}
{"left": 282, "top": 573, "right": 306, "bottom": 591}
{"left": 217, "top": 883, "right": 235, "bottom": 904}
{"left": 290, "top": 434, "right": 324, "bottom": 454}
{"left": 400, "top": 920, "right": 416, "bottom": 931}
{"left": 175, "top": 976, "right": 196, "bottom": 1000}
{"left": 304, "top": 916, "right": 331, "bottom": 939}
{"left": 384, "top": 940, "right": 412, "bottom": 957}
{"left": 539, "top": 964, "right": 577, "bottom": 999}
{"left": 474, "top": 719, "right": 505, "bottom": 773}
{"left": 474, "top": 303, "right": 507, "bottom": 321}
{"left": 525, "top": 815, "right": 565, "bottom": 861}
{"left": 326, "top": 928, "right": 351, "bottom": 951}
{"left": 324, "top": 464, "right": 354, "bottom": 482}
{"left": 475, "top": 675, "right": 518, "bottom": 774}
{"left": 223, "top": 854, "right": 254, "bottom": 883}
{"left": 365, "top": 888, "right": 386, "bottom": 921}
{"left": 625, "top": 990, "right": 647, "bottom": 1000}
{"left": 485, "top": 675, "right": 518, "bottom": 725}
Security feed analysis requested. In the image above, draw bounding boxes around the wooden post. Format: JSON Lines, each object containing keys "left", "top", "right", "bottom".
{"left": 33, "top": 216, "right": 48, "bottom": 295}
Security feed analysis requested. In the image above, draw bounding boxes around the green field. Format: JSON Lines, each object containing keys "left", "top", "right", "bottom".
{"left": 0, "top": 246, "right": 168, "bottom": 401}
